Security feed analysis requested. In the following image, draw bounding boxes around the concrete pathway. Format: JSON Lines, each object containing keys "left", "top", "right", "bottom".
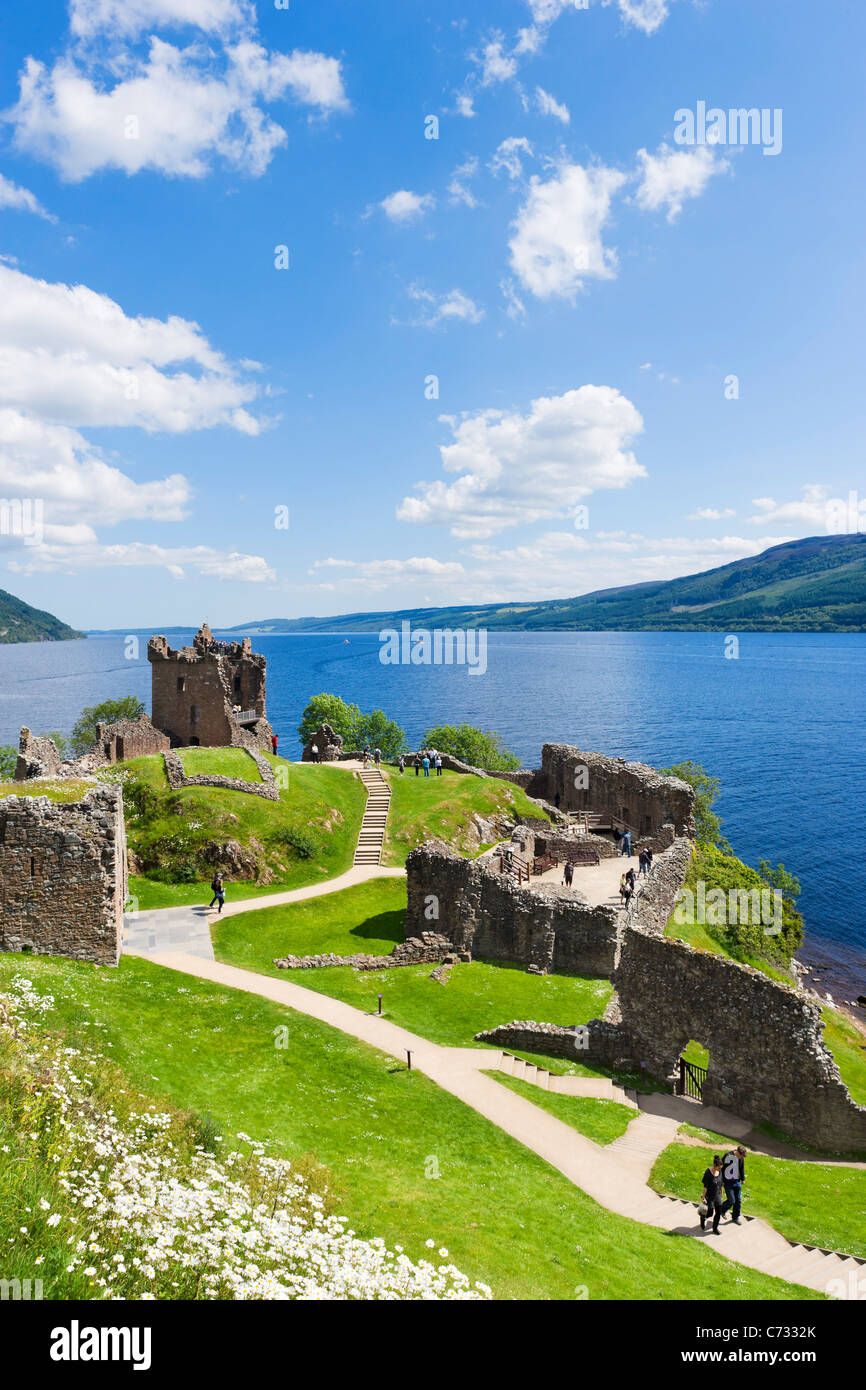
{"left": 123, "top": 945, "right": 866, "bottom": 1297}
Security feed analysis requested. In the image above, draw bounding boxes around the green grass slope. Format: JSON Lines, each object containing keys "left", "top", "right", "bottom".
{"left": 382, "top": 767, "right": 547, "bottom": 865}
{"left": 0, "top": 953, "right": 820, "bottom": 1301}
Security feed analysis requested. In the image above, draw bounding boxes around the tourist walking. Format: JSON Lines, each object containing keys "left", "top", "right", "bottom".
{"left": 362, "top": 746, "right": 370, "bottom": 769}
{"left": 398, "top": 755, "right": 405, "bottom": 775}
{"left": 374, "top": 746, "right": 382, "bottom": 768}
{"left": 700, "top": 1156, "right": 725, "bottom": 1234}
{"left": 563, "top": 860, "right": 574, "bottom": 888}
{"left": 638, "top": 848, "right": 649, "bottom": 876}
{"left": 209, "top": 873, "right": 226, "bottom": 915}
{"left": 422, "top": 755, "right": 430, "bottom": 777}
{"left": 271, "top": 732, "right": 278, "bottom": 756}
{"left": 721, "top": 1146, "right": 747, "bottom": 1224}
{"left": 620, "top": 829, "right": 632, "bottom": 857}
{"left": 434, "top": 754, "right": 442, "bottom": 776}
{"left": 311, "top": 742, "right": 319, "bottom": 764}
{"left": 645, "top": 847, "right": 654, "bottom": 871}
{"left": 414, "top": 754, "right": 421, "bottom": 776}
{"left": 619, "top": 873, "right": 632, "bottom": 907}
{"left": 613, "top": 826, "right": 622, "bottom": 852}
{"left": 625, "top": 867, "right": 636, "bottom": 892}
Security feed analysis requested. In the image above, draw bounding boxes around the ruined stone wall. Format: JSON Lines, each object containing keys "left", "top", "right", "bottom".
{"left": 162, "top": 750, "right": 280, "bottom": 801}
{"left": 14, "top": 728, "right": 63, "bottom": 781}
{"left": 608, "top": 928, "right": 866, "bottom": 1152}
{"left": 541, "top": 744, "right": 696, "bottom": 838}
{"left": 0, "top": 787, "right": 126, "bottom": 966}
{"left": 94, "top": 714, "right": 170, "bottom": 764}
{"left": 302, "top": 724, "right": 344, "bottom": 763}
{"left": 405, "top": 840, "right": 620, "bottom": 977}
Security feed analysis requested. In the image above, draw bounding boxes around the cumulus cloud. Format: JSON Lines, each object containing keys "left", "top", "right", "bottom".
{"left": 405, "top": 285, "right": 485, "bottom": 329}
{"left": 0, "top": 262, "right": 262, "bottom": 434}
{"left": 634, "top": 143, "right": 729, "bottom": 222}
{"left": 508, "top": 161, "right": 626, "bottom": 300}
{"left": 397, "top": 385, "right": 645, "bottom": 538}
{"left": 6, "top": 3, "right": 348, "bottom": 181}
{"left": 7, "top": 535, "right": 275, "bottom": 581}
{"left": 476, "top": 37, "right": 519, "bottom": 87}
{"left": 380, "top": 190, "right": 436, "bottom": 223}
{"left": 749, "top": 485, "right": 836, "bottom": 529}
{"left": 0, "top": 172, "right": 56, "bottom": 221}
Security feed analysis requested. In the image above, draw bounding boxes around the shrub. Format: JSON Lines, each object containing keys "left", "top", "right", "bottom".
{"left": 423, "top": 723, "right": 520, "bottom": 772}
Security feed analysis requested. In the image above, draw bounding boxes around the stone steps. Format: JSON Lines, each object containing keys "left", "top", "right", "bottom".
{"left": 353, "top": 770, "right": 391, "bottom": 867}
{"left": 495, "top": 1052, "right": 638, "bottom": 1108}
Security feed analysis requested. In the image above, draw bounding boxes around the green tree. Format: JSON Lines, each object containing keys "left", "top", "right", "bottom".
{"left": 70, "top": 697, "right": 145, "bottom": 758}
{"left": 661, "top": 760, "right": 731, "bottom": 852}
{"left": 46, "top": 730, "right": 70, "bottom": 760}
{"left": 355, "top": 709, "right": 408, "bottom": 760}
{"left": 423, "top": 723, "right": 521, "bottom": 772}
{"left": 0, "top": 745, "right": 17, "bottom": 781}
{"left": 297, "top": 693, "right": 362, "bottom": 750}
{"left": 758, "top": 860, "right": 801, "bottom": 901}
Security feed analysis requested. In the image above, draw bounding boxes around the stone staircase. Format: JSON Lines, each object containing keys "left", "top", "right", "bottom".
{"left": 495, "top": 1051, "right": 638, "bottom": 1108}
{"left": 353, "top": 768, "right": 391, "bottom": 867}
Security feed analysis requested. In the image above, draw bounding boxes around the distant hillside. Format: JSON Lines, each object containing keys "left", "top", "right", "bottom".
{"left": 0, "top": 589, "right": 84, "bottom": 644}
{"left": 233, "top": 534, "right": 866, "bottom": 634}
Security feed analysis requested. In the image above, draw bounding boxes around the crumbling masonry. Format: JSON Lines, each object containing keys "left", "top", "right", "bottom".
{"left": 148, "top": 622, "right": 273, "bottom": 752}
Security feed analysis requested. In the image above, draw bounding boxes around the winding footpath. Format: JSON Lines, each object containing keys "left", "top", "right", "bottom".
{"left": 122, "top": 765, "right": 866, "bottom": 1299}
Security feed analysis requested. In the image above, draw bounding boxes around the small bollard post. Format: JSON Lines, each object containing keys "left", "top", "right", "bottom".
{"left": 377, "top": 994, "right": 383, "bottom": 1015}
{"left": 406, "top": 1050, "right": 412, "bottom": 1071}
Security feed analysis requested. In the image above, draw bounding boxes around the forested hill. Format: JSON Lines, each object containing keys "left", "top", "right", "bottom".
{"left": 233, "top": 534, "right": 866, "bottom": 634}
{"left": 0, "top": 589, "right": 85, "bottom": 644}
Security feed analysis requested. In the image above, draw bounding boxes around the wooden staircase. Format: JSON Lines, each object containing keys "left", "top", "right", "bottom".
{"left": 353, "top": 768, "right": 391, "bottom": 867}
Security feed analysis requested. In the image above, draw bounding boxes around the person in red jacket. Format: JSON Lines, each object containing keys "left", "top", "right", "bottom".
{"left": 271, "top": 732, "right": 278, "bottom": 756}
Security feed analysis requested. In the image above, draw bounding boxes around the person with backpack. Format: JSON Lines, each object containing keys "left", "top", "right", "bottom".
{"left": 374, "top": 747, "right": 382, "bottom": 768}
{"left": 434, "top": 753, "right": 442, "bottom": 776}
{"left": 563, "top": 860, "right": 574, "bottom": 889}
{"left": 209, "top": 873, "right": 226, "bottom": 914}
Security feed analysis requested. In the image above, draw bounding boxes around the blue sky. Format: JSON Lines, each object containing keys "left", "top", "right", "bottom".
{"left": 0, "top": 0, "right": 863, "bottom": 629}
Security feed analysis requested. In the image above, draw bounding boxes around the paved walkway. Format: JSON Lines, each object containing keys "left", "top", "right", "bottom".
{"left": 124, "top": 944, "right": 865, "bottom": 1297}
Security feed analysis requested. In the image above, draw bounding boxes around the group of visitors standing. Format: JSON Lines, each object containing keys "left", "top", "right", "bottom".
{"left": 700, "top": 1147, "right": 748, "bottom": 1234}
{"left": 361, "top": 746, "right": 382, "bottom": 769}
{"left": 395, "top": 749, "right": 442, "bottom": 777}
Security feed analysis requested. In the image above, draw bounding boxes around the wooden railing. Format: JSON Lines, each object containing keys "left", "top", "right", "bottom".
{"left": 497, "top": 851, "right": 531, "bottom": 886}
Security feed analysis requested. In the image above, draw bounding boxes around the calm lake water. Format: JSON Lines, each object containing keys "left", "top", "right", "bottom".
{"left": 1, "top": 629, "right": 863, "bottom": 1001}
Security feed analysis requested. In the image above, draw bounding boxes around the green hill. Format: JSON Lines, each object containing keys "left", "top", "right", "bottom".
{"left": 0, "top": 588, "right": 84, "bottom": 644}
{"left": 233, "top": 534, "right": 866, "bottom": 634}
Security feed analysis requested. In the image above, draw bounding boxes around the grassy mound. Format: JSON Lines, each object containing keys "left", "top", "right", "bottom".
{"left": 0, "top": 953, "right": 819, "bottom": 1301}
{"left": 822, "top": 1008, "right": 866, "bottom": 1106}
{"left": 381, "top": 767, "right": 548, "bottom": 866}
{"left": 113, "top": 755, "right": 366, "bottom": 909}
{"left": 0, "top": 778, "right": 96, "bottom": 803}
{"left": 650, "top": 1137, "right": 866, "bottom": 1260}
{"left": 486, "top": 1072, "right": 636, "bottom": 1146}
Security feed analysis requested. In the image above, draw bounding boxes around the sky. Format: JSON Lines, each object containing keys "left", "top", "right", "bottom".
{"left": 0, "top": 0, "right": 864, "bottom": 629}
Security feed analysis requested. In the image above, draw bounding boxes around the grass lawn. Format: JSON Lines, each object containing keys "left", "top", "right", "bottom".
{"left": 487, "top": 1071, "right": 636, "bottom": 1145}
{"left": 116, "top": 756, "right": 366, "bottom": 909}
{"left": 650, "top": 1138, "right": 866, "bottom": 1260}
{"left": 213, "top": 878, "right": 612, "bottom": 1049}
{"left": 822, "top": 1007, "right": 866, "bottom": 1106}
{"left": 178, "top": 747, "right": 262, "bottom": 781}
{"left": 0, "top": 952, "right": 819, "bottom": 1301}
{"left": 381, "top": 767, "right": 548, "bottom": 866}
{"left": 0, "top": 778, "right": 96, "bottom": 803}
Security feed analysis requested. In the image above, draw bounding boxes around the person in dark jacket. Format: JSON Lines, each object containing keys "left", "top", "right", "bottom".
{"left": 700, "top": 1156, "right": 725, "bottom": 1234}
{"left": 721, "top": 1146, "right": 747, "bottom": 1224}
{"left": 209, "top": 873, "right": 226, "bottom": 914}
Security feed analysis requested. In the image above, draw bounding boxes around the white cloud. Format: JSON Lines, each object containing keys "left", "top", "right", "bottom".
{"left": 500, "top": 278, "right": 527, "bottom": 323}
{"left": 749, "top": 485, "right": 834, "bottom": 528}
{"left": 7, "top": 535, "right": 274, "bottom": 582}
{"left": 7, "top": 4, "right": 348, "bottom": 182}
{"left": 634, "top": 143, "right": 729, "bottom": 222}
{"left": 310, "top": 555, "right": 465, "bottom": 590}
{"left": 68, "top": 0, "right": 255, "bottom": 37}
{"left": 0, "top": 262, "right": 262, "bottom": 434}
{"left": 406, "top": 285, "right": 484, "bottom": 329}
{"left": 613, "top": 0, "right": 672, "bottom": 36}
{"left": 688, "top": 506, "right": 737, "bottom": 520}
{"left": 448, "top": 158, "right": 480, "bottom": 208}
{"left": 380, "top": 189, "right": 436, "bottom": 223}
{"left": 477, "top": 38, "right": 519, "bottom": 87}
{"left": 397, "top": 385, "right": 645, "bottom": 538}
{"left": 509, "top": 161, "right": 626, "bottom": 300}
{"left": 489, "top": 137, "right": 534, "bottom": 182}
{"left": 0, "top": 172, "right": 56, "bottom": 222}
{"left": 455, "top": 93, "right": 476, "bottom": 118}
{"left": 535, "top": 87, "right": 570, "bottom": 124}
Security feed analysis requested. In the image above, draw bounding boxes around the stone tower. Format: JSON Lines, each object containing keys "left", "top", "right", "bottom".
{"left": 147, "top": 622, "right": 273, "bottom": 751}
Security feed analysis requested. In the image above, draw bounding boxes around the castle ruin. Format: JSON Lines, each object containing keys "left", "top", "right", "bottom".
{"left": 148, "top": 622, "right": 273, "bottom": 752}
